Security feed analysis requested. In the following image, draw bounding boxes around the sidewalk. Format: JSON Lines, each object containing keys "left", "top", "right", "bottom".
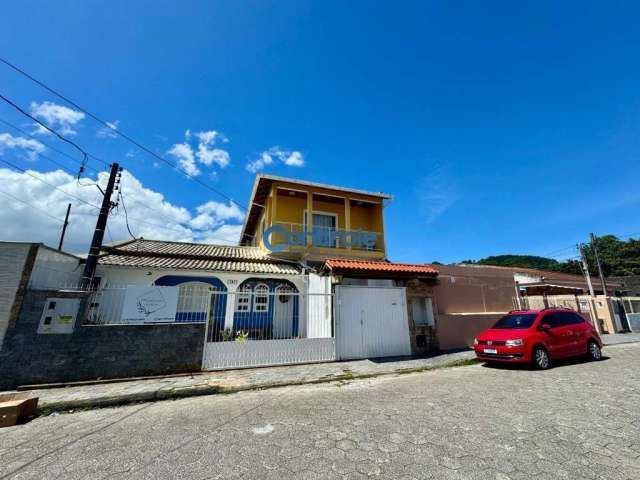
{"left": 16, "top": 333, "right": 640, "bottom": 414}
{"left": 601, "top": 333, "right": 640, "bottom": 345}
{"left": 24, "top": 350, "right": 477, "bottom": 413}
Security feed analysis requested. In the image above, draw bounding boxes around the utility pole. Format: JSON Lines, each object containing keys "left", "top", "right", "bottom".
{"left": 577, "top": 243, "right": 595, "bottom": 296}
{"left": 58, "top": 203, "right": 72, "bottom": 251}
{"left": 80, "top": 163, "right": 121, "bottom": 289}
{"left": 590, "top": 233, "right": 608, "bottom": 295}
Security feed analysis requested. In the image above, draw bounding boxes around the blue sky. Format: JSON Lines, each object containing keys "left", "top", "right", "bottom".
{"left": 1, "top": 1, "right": 639, "bottom": 263}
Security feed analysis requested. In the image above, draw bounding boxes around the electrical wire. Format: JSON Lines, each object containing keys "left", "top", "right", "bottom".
{"left": 0, "top": 92, "right": 90, "bottom": 176}
{"left": 0, "top": 117, "right": 103, "bottom": 173}
{"left": 0, "top": 158, "right": 101, "bottom": 209}
{"left": 117, "top": 190, "right": 137, "bottom": 240}
{"left": 0, "top": 57, "right": 247, "bottom": 211}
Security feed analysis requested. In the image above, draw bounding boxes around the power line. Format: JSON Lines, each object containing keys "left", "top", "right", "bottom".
{"left": 0, "top": 117, "right": 104, "bottom": 173}
{"left": 117, "top": 189, "right": 137, "bottom": 240}
{"left": 0, "top": 56, "right": 247, "bottom": 211}
{"left": 0, "top": 187, "right": 65, "bottom": 223}
{"left": 0, "top": 158, "right": 101, "bottom": 209}
{"left": 0, "top": 92, "right": 90, "bottom": 176}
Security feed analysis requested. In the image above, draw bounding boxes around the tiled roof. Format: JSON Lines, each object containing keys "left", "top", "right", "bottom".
{"left": 111, "top": 239, "right": 266, "bottom": 259}
{"left": 324, "top": 258, "right": 438, "bottom": 276}
{"left": 98, "top": 239, "right": 300, "bottom": 275}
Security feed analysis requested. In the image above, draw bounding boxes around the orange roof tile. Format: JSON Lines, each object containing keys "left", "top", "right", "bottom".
{"left": 324, "top": 258, "right": 438, "bottom": 275}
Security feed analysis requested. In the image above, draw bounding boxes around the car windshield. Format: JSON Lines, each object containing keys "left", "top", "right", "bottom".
{"left": 492, "top": 313, "right": 538, "bottom": 329}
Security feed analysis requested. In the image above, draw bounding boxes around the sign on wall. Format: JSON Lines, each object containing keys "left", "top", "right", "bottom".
{"left": 121, "top": 286, "right": 179, "bottom": 324}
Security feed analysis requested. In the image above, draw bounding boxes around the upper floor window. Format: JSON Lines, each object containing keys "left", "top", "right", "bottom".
{"left": 304, "top": 211, "right": 338, "bottom": 248}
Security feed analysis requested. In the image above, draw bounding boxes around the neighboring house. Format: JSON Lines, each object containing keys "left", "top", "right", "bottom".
{"left": 609, "top": 276, "right": 640, "bottom": 296}
{"left": 510, "top": 266, "right": 622, "bottom": 296}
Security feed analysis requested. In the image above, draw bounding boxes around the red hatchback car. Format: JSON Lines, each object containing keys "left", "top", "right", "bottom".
{"left": 474, "top": 308, "right": 603, "bottom": 369}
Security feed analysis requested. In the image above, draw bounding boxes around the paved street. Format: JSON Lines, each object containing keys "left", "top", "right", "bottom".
{"left": 2, "top": 343, "right": 640, "bottom": 480}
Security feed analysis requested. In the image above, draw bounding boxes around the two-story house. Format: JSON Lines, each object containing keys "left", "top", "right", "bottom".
{"left": 239, "top": 174, "right": 391, "bottom": 264}
{"left": 91, "top": 174, "right": 439, "bottom": 362}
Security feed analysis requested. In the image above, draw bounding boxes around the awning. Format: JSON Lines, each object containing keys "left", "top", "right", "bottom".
{"left": 324, "top": 258, "right": 438, "bottom": 276}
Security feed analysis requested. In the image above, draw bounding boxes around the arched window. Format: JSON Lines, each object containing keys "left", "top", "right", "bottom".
{"left": 254, "top": 284, "right": 269, "bottom": 312}
{"left": 236, "top": 284, "right": 252, "bottom": 312}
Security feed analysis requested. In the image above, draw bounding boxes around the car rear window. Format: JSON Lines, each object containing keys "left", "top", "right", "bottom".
{"left": 492, "top": 313, "right": 538, "bottom": 329}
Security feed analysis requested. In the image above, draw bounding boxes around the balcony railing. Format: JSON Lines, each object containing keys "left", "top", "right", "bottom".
{"left": 265, "top": 222, "right": 384, "bottom": 252}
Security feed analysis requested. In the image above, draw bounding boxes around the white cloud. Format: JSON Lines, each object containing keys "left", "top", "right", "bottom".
{"left": 246, "top": 151, "right": 274, "bottom": 173}
{"left": 0, "top": 133, "right": 45, "bottom": 160}
{"left": 190, "top": 200, "right": 244, "bottom": 229}
{"left": 199, "top": 224, "right": 243, "bottom": 245}
{"left": 167, "top": 129, "right": 230, "bottom": 175}
{"left": 167, "top": 142, "right": 200, "bottom": 176}
{"left": 96, "top": 120, "right": 119, "bottom": 139}
{"left": 0, "top": 167, "right": 244, "bottom": 254}
{"left": 197, "top": 145, "right": 230, "bottom": 168}
{"left": 246, "top": 146, "right": 305, "bottom": 172}
{"left": 30, "top": 101, "right": 85, "bottom": 136}
{"left": 282, "top": 150, "right": 304, "bottom": 167}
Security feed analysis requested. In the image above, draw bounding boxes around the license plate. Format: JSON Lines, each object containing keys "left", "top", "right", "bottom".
{"left": 483, "top": 348, "right": 497, "bottom": 354}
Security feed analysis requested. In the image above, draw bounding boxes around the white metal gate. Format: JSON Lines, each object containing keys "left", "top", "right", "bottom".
{"left": 335, "top": 285, "right": 411, "bottom": 360}
{"left": 201, "top": 290, "right": 336, "bottom": 370}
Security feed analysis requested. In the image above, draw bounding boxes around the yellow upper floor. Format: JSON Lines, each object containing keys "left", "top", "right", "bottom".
{"left": 239, "top": 175, "right": 392, "bottom": 262}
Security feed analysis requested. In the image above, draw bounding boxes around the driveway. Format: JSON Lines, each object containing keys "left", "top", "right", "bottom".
{"left": 2, "top": 343, "right": 640, "bottom": 479}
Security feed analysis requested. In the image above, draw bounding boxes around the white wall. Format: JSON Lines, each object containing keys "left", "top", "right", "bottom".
{"left": 0, "top": 242, "right": 32, "bottom": 347}
{"left": 96, "top": 265, "right": 311, "bottom": 333}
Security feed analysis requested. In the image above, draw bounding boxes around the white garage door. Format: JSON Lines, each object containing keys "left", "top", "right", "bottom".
{"left": 335, "top": 285, "right": 411, "bottom": 360}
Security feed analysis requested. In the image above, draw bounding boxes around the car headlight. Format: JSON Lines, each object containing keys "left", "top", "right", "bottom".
{"left": 473, "top": 338, "right": 478, "bottom": 345}
{"left": 505, "top": 339, "right": 524, "bottom": 346}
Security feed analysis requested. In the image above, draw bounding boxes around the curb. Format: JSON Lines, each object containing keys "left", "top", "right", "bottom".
{"left": 37, "top": 357, "right": 479, "bottom": 414}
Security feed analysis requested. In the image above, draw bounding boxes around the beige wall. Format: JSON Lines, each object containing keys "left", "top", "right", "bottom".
{"left": 430, "top": 265, "right": 516, "bottom": 351}
{"left": 434, "top": 265, "right": 517, "bottom": 314}
{"left": 437, "top": 313, "right": 503, "bottom": 350}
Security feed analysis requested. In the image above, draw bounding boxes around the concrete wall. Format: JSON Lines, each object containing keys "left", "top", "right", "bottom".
{"left": 430, "top": 265, "right": 514, "bottom": 350}
{"left": 0, "top": 242, "right": 36, "bottom": 349}
{"left": 0, "top": 290, "right": 204, "bottom": 389}
{"left": 434, "top": 265, "right": 516, "bottom": 314}
{"left": 437, "top": 313, "right": 503, "bottom": 350}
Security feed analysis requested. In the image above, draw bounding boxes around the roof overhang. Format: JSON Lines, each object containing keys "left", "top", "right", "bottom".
{"left": 323, "top": 258, "right": 438, "bottom": 278}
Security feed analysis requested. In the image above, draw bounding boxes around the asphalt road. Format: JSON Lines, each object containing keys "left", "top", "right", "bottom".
{"left": 2, "top": 344, "right": 640, "bottom": 480}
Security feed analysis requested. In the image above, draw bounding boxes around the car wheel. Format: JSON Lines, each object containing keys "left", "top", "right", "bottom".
{"left": 588, "top": 340, "right": 602, "bottom": 361}
{"left": 533, "top": 346, "right": 550, "bottom": 370}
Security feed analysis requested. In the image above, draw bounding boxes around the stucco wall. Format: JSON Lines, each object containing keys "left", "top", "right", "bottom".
{"left": 0, "top": 290, "right": 205, "bottom": 389}
{"left": 437, "top": 313, "right": 502, "bottom": 350}
{"left": 0, "top": 242, "right": 35, "bottom": 350}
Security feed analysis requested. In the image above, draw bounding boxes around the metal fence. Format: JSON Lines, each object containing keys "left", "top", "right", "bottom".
{"left": 79, "top": 285, "right": 335, "bottom": 343}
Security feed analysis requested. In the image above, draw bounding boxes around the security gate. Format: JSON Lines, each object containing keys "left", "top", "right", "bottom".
{"left": 335, "top": 285, "right": 411, "bottom": 360}
{"left": 201, "top": 290, "right": 336, "bottom": 370}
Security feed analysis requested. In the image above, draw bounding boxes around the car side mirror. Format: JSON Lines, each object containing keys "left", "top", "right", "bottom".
{"left": 538, "top": 323, "right": 551, "bottom": 332}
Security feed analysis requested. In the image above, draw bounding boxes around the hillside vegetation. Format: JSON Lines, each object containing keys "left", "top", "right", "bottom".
{"left": 461, "top": 235, "right": 640, "bottom": 277}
